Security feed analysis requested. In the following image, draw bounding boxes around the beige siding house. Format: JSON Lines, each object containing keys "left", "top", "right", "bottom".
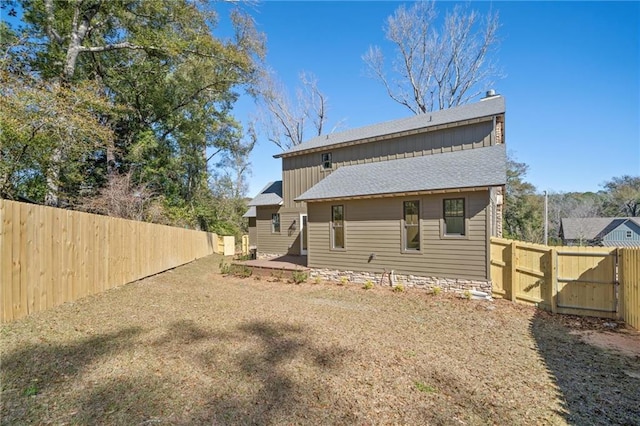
{"left": 245, "top": 94, "right": 506, "bottom": 282}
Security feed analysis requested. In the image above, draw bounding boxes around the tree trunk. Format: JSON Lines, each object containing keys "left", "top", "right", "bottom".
{"left": 44, "top": 148, "right": 61, "bottom": 206}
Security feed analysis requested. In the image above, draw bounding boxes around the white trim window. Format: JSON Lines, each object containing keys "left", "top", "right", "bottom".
{"left": 403, "top": 200, "right": 420, "bottom": 251}
{"left": 443, "top": 198, "right": 465, "bottom": 236}
{"left": 331, "top": 205, "right": 344, "bottom": 249}
{"left": 271, "top": 213, "right": 280, "bottom": 233}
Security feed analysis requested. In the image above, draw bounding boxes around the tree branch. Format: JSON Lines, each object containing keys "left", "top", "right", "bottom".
{"left": 43, "top": 0, "right": 63, "bottom": 44}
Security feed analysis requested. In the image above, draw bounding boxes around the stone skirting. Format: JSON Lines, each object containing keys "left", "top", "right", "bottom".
{"left": 309, "top": 268, "right": 492, "bottom": 295}
{"left": 257, "top": 253, "right": 285, "bottom": 260}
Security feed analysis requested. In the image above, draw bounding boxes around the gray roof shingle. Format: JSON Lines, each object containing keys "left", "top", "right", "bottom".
{"left": 276, "top": 96, "right": 505, "bottom": 158}
{"left": 561, "top": 217, "right": 640, "bottom": 240}
{"left": 242, "top": 206, "right": 256, "bottom": 218}
{"left": 295, "top": 144, "right": 506, "bottom": 202}
{"left": 247, "top": 181, "right": 283, "bottom": 206}
{"left": 560, "top": 218, "right": 613, "bottom": 240}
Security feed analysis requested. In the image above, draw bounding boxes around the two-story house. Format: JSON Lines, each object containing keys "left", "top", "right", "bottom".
{"left": 246, "top": 94, "right": 506, "bottom": 283}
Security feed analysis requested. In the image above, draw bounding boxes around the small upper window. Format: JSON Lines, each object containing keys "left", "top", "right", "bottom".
{"left": 626, "top": 230, "right": 633, "bottom": 238}
{"left": 271, "top": 213, "right": 280, "bottom": 233}
{"left": 444, "top": 198, "right": 465, "bottom": 236}
{"left": 322, "top": 152, "right": 332, "bottom": 169}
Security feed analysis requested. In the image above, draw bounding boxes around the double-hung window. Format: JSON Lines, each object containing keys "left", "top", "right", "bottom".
{"left": 331, "top": 205, "right": 344, "bottom": 249}
{"left": 403, "top": 200, "right": 420, "bottom": 251}
{"left": 271, "top": 213, "right": 280, "bottom": 233}
{"left": 443, "top": 198, "right": 465, "bottom": 236}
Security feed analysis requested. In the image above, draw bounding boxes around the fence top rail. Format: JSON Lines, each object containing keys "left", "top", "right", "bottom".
{"left": 490, "top": 237, "right": 551, "bottom": 252}
{"left": 1, "top": 198, "right": 218, "bottom": 238}
{"left": 516, "top": 245, "right": 550, "bottom": 254}
{"left": 491, "top": 237, "right": 623, "bottom": 254}
{"left": 556, "top": 250, "right": 617, "bottom": 257}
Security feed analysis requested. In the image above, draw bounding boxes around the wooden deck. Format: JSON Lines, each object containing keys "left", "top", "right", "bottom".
{"left": 232, "top": 255, "right": 309, "bottom": 272}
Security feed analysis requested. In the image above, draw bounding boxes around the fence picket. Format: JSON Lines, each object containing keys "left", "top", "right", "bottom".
{"left": 621, "top": 248, "right": 640, "bottom": 329}
{"left": 0, "top": 200, "right": 225, "bottom": 323}
{"left": 491, "top": 237, "right": 638, "bottom": 328}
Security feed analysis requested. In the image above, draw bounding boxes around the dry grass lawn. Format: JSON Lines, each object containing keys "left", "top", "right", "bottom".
{"left": 2, "top": 254, "right": 639, "bottom": 425}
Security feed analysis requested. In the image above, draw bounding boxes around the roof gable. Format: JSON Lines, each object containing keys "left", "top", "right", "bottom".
{"left": 560, "top": 218, "right": 611, "bottom": 240}
{"left": 275, "top": 96, "right": 505, "bottom": 158}
{"left": 247, "top": 180, "right": 283, "bottom": 207}
{"left": 560, "top": 217, "right": 640, "bottom": 241}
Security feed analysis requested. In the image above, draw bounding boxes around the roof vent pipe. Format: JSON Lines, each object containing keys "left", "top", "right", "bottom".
{"left": 481, "top": 89, "right": 498, "bottom": 101}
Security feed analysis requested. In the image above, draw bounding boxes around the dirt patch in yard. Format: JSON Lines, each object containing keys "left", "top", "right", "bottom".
{"left": 570, "top": 330, "right": 640, "bottom": 358}
{"left": 1, "top": 255, "right": 638, "bottom": 425}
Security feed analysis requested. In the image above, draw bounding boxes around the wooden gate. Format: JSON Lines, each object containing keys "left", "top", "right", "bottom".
{"left": 554, "top": 248, "right": 618, "bottom": 318}
{"left": 490, "top": 238, "right": 620, "bottom": 320}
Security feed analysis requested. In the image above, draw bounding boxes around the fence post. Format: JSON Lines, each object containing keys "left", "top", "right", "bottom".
{"left": 510, "top": 241, "right": 517, "bottom": 302}
{"left": 549, "top": 247, "right": 557, "bottom": 314}
{"left": 617, "top": 248, "right": 624, "bottom": 321}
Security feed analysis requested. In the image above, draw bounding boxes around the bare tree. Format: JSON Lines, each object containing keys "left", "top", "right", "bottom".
{"left": 363, "top": 1, "right": 500, "bottom": 114}
{"left": 80, "top": 172, "right": 154, "bottom": 221}
{"left": 549, "top": 192, "right": 604, "bottom": 245}
{"left": 602, "top": 175, "right": 640, "bottom": 217}
{"left": 258, "top": 70, "right": 332, "bottom": 150}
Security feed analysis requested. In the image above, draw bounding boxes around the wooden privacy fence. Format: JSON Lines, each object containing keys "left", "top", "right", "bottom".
{"left": 620, "top": 248, "right": 640, "bottom": 330}
{"left": 0, "top": 199, "right": 234, "bottom": 323}
{"left": 490, "top": 237, "right": 640, "bottom": 329}
{"left": 241, "top": 235, "right": 249, "bottom": 256}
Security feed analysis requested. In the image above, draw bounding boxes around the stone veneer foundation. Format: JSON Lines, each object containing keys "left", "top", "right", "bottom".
{"left": 309, "top": 268, "right": 492, "bottom": 295}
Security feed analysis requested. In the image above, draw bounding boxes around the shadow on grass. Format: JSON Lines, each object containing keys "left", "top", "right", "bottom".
{"left": 0, "top": 327, "right": 142, "bottom": 424}
{"left": 530, "top": 310, "right": 640, "bottom": 425}
{"left": 1, "top": 318, "right": 354, "bottom": 424}
{"left": 1, "top": 327, "right": 142, "bottom": 394}
{"left": 191, "top": 320, "right": 354, "bottom": 424}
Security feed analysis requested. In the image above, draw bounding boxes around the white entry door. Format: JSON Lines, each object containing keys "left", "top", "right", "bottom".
{"left": 300, "top": 214, "right": 308, "bottom": 255}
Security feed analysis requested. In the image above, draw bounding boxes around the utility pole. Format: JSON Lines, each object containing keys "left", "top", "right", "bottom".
{"left": 544, "top": 191, "right": 548, "bottom": 246}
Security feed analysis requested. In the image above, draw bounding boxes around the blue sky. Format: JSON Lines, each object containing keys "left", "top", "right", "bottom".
{"left": 218, "top": 1, "right": 639, "bottom": 197}
{"left": 3, "top": 1, "right": 638, "bottom": 197}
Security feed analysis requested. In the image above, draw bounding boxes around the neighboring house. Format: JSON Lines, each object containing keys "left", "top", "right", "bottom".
{"left": 560, "top": 217, "right": 640, "bottom": 247}
{"left": 245, "top": 94, "right": 507, "bottom": 282}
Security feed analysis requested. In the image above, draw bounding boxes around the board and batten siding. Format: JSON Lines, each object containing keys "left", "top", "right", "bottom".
{"left": 307, "top": 191, "right": 489, "bottom": 280}
{"left": 282, "top": 119, "right": 495, "bottom": 209}
{"left": 255, "top": 206, "right": 302, "bottom": 255}
{"left": 604, "top": 222, "right": 640, "bottom": 245}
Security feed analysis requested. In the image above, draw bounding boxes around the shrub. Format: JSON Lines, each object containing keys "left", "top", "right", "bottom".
{"left": 292, "top": 270, "right": 308, "bottom": 284}
{"left": 432, "top": 286, "right": 442, "bottom": 296}
{"left": 338, "top": 276, "right": 348, "bottom": 286}
{"left": 462, "top": 290, "right": 472, "bottom": 300}
{"left": 219, "top": 259, "right": 231, "bottom": 275}
{"left": 236, "top": 266, "right": 253, "bottom": 278}
{"left": 362, "top": 280, "right": 374, "bottom": 290}
{"left": 313, "top": 276, "right": 322, "bottom": 285}
{"left": 392, "top": 284, "right": 404, "bottom": 293}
